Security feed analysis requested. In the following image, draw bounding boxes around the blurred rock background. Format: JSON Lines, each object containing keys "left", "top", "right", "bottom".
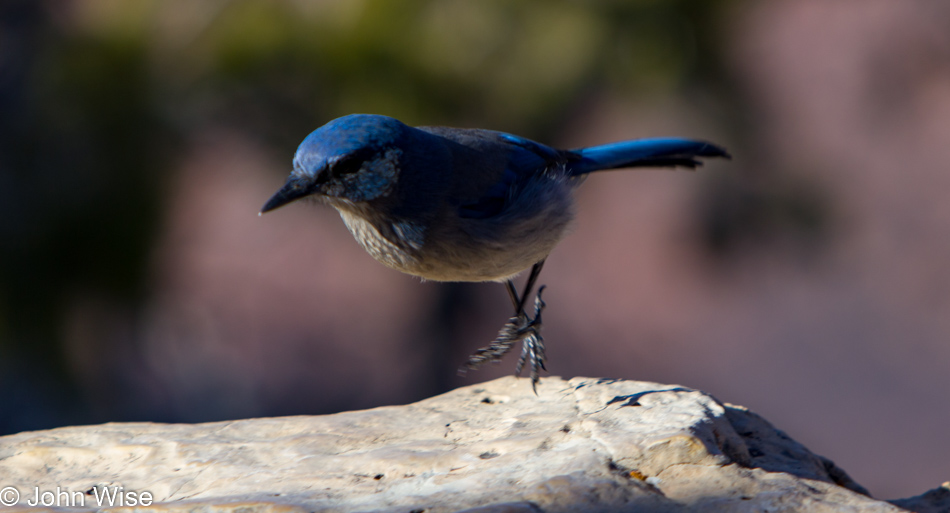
{"left": 0, "top": 0, "right": 947, "bottom": 500}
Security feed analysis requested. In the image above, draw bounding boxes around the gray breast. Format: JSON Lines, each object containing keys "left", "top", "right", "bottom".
{"left": 337, "top": 209, "right": 425, "bottom": 274}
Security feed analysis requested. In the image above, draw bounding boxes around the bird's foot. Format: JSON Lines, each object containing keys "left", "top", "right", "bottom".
{"left": 515, "top": 286, "right": 546, "bottom": 392}
{"left": 461, "top": 286, "right": 547, "bottom": 392}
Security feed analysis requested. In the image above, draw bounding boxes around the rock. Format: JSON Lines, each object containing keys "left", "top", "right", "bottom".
{"left": 889, "top": 482, "right": 950, "bottom": 513}
{"left": 0, "top": 376, "right": 931, "bottom": 512}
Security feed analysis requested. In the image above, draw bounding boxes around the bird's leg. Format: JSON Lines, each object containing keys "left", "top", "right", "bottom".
{"left": 514, "top": 285, "right": 546, "bottom": 392}
{"left": 458, "top": 279, "right": 530, "bottom": 370}
{"left": 461, "top": 260, "right": 548, "bottom": 391}
{"left": 505, "top": 279, "right": 521, "bottom": 312}
{"left": 514, "top": 260, "right": 544, "bottom": 313}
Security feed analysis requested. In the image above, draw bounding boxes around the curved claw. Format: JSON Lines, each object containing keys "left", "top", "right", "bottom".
{"left": 461, "top": 286, "right": 548, "bottom": 392}
{"left": 460, "top": 315, "right": 527, "bottom": 372}
{"left": 515, "top": 286, "right": 547, "bottom": 392}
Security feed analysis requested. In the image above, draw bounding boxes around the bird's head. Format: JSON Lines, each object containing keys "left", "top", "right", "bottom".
{"left": 260, "top": 114, "right": 408, "bottom": 214}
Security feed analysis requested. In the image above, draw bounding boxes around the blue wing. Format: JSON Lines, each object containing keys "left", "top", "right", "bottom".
{"left": 456, "top": 132, "right": 563, "bottom": 219}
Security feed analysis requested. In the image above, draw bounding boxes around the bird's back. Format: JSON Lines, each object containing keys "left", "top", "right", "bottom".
{"left": 381, "top": 126, "right": 578, "bottom": 282}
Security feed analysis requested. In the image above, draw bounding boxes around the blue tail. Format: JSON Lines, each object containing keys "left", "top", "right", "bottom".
{"left": 568, "top": 138, "right": 730, "bottom": 176}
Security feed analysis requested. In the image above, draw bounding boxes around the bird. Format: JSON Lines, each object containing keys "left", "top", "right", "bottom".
{"left": 260, "top": 114, "right": 729, "bottom": 390}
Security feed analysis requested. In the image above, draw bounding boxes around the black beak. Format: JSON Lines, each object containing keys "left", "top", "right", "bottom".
{"left": 260, "top": 175, "right": 316, "bottom": 214}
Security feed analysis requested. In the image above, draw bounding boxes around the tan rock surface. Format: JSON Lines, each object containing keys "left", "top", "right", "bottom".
{"left": 0, "top": 377, "right": 932, "bottom": 512}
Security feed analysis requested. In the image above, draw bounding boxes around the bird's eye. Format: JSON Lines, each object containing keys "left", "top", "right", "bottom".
{"left": 331, "top": 157, "right": 361, "bottom": 177}
{"left": 331, "top": 149, "right": 373, "bottom": 178}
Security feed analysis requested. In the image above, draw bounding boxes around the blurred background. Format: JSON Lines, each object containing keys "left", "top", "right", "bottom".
{"left": 1, "top": 0, "right": 948, "bottom": 500}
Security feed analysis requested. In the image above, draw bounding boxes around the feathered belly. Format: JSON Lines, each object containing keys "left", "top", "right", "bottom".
{"left": 338, "top": 176, "right": 577, "bottom": 282}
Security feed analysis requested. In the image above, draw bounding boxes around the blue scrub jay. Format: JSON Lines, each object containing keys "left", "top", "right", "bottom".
{"left": 261, "top": 114, "right": 729, "bottom": 389}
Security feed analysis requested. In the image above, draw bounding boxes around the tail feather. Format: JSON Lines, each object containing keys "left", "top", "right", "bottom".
{"left": 568, "top": 137, "right": 730, "bottom": 176}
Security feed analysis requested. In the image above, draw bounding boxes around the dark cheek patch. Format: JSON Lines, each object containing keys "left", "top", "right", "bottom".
{"left": 340, "top": 148, "right": 401, "bottom": 202}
